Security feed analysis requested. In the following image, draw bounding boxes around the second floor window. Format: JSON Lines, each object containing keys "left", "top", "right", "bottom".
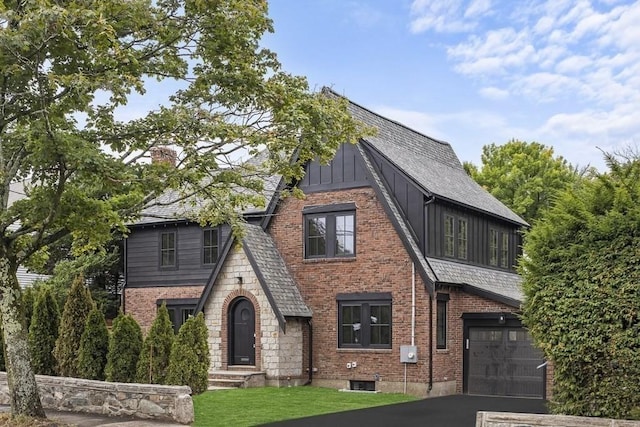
{"left": 203, "top": 229, "right": 219, "bottom": 265}
{"left": 490, "top": 228, "right": 511, "bottom": 269}
{"left": 160, "top": 231, "right": 176, "bottom": 267}
{"left": 444, "top": 214, "right": 468, "bottom": 260}
{"left": 305, "top": 210, "right": 355, "bottom": 259}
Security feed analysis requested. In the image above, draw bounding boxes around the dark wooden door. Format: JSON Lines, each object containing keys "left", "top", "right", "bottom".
{"left": 230, "top": 298, "right": 255, "bottom": 365}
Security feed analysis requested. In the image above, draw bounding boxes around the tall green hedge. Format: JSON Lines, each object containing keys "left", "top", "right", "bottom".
{"left": 105, "top": 312, "right": 142, "bottom": 383}
{"left": 28, "top": 287, "right": 60, "bottom": 376}
{"left": 521, "top": 156, "right": 640, "bottom": 419}
{"left": 54, "top": 276, "right": 95, "bottom": 377}
{"left": 167, "top": 312, "right": 209, "bottom": 394}
{"left": 77, "top": 307, "right": 109, "bottom": 380}
{"left": 136, "top": 303, "right": 174, "bottom": 384}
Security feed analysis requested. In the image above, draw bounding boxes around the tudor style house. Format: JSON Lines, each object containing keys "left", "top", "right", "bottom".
{"left": 123, "top": 89, "right": 548, "bottom": 398}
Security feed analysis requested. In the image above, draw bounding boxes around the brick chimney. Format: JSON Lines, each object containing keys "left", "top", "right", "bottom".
{"left": 150, "top": 146, "right": 177, "bottom": 167}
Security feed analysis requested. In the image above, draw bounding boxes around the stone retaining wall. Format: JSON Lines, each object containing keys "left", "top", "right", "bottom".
{"left": 476, "top": 411, "right": 640, "bottom": 427}
{"left": 0, "top": 372, "right": 193, "bottom": 424}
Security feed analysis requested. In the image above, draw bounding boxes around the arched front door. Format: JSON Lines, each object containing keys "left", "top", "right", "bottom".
{"left": 229, "top": 298, "right": 255, "bottom": 365}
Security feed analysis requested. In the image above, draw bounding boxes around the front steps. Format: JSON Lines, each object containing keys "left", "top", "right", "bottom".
{"left": 208, "top": 369, "right": 266, "bottom": 390}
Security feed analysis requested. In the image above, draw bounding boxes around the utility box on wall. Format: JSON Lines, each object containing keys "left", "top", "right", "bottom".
{"left": 400, "top": 345, "right": 418, "bottom": 363}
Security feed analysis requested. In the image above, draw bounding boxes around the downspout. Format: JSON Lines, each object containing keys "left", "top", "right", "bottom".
{"left": 428, "top": 294, "right": 433, "bottom": 392}
{"left": 306, "top": 319, "right": 313, "bottom": 385}
{"left": 411, "top": 262, "right": 416, "bottom": 346}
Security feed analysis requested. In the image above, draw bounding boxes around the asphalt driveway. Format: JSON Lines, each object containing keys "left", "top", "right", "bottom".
{"left": 263, "top": 395, "right": 548, "bottom": 427}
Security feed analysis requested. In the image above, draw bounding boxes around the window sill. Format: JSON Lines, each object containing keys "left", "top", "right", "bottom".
{"left": 337, "top": 348, "right": 392, "bottom": 353}
{"left": 304, "top": 257, "right": 357, "bottom": 264}
{"left": 436, "top": 349, "right": 449, "bottom": 354}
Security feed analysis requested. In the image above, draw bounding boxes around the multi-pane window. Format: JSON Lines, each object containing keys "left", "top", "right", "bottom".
{"left": 157, "top": 298, "right": 198, "bottom": 333}
{"left": 444, "top": 215, "right": 455, "bottom": 257}
{"left": 501, "top": 233, "right": 509, "bottom": 268}
{"left": 489, "top": 228, "right": 511, "bottom": 269}
{"left": 338, "top": 294, "right": 391, "bottom": 349}
{"left": 203, "top": 228, "right": 219, "bottom": 265}
{"left": 457, "top": 218, "right": 468, "bottom": 260}
{"left": 160, "top": 231, "right": 176, "bottom": 267}
{"left": 436, "top": 294, "right": 449, "bottom": 349}
{"left": 489, "top": 229, "right": 498, "bottom": 266}
{"left": 304, "top": 208, "right": 355, "bottom": 259}
{"left": 444, "top": 214, "right": 467, "bottom": 260}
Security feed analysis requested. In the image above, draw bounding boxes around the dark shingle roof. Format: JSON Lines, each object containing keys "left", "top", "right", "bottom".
{"left": 325, "top": 88, "right": 527, "bottom": 226}
{"left": 133, "top": 150, "right": 281, "bottom": 225}
{"left": 242, "top": 224, "right": 312, "bottom": 327}
{"left": 427, "top": 257, "right": 523, "bottom": 306}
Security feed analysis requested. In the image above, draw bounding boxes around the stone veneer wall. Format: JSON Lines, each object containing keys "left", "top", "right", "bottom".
{"left": 476, "top": 412, "right": 640, "bottom": 427}
{"left": 0, "top": 372, "right": 193, "bottom": 424}
{"left": 202, "top": 247, "right": 305, "bottom": 382}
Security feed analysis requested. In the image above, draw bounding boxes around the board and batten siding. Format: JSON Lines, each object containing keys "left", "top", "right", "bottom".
{"left": 126, "top": 223, "right": 230, "bottom": 287}
{"left": 425, "top": 202, "right": 521, "bottom": 271}
{"left": 299, "top": 143, "right": 369, "bottom": 192}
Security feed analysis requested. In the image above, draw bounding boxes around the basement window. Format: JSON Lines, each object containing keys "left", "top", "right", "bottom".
{"left": 350, "top": 380, "right": 376, "bottom": 392}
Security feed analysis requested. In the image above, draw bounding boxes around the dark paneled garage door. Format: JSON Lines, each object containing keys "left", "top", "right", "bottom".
{"left": 466, "top": 327, "right": 544, "bottom": 398}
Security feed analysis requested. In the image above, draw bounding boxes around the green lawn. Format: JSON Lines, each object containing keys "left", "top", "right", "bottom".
{"left": 192, "top": 386, "right": 418, "bottom": 426}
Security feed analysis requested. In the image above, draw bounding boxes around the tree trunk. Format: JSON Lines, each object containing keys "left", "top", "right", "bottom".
{"left": 0, "top": 257, "right": 46, "bottom": 418}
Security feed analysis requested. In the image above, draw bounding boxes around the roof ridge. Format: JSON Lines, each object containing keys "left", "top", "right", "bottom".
{"left": 322, "top": 86, "right": 451, "bottom": 147}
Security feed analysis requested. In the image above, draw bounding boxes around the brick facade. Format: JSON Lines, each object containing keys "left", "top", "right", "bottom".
{"left": 124, "top": 285, "right": 204, "bottom": 333}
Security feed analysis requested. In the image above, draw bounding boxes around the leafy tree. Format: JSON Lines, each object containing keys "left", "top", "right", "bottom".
{"left": 105, "top": 312, "right": 142, "bottom": 383}
{"left": 521, "top": 153, "right": 640, "bottom": 419}
{"left": 167, "top": 313, "right": 209, "bottom": 394}
{"left": 54, "top": 276, "right": 94, "bottom": 378}
{"left": 0, "top": 0, "right": 364, "bottom": 417}
{"left": 136, "top": 303, "right": 174, "bottom": 385}
{"left": 28, "top": 288, "right": 60, "bottom": 376}
{"left": 467, "top": 140, "right": 578, "bottom": 224}
{"left": 77, "top": 308, "right": 109, "bottom": 381}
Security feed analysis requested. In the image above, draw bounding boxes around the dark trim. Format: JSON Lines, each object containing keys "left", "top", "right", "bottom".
{"left": 156, "top": 298, "right": 199, "bottom": 306}
{"left": 303, "top": 209, "right": 356, "bottom": 260}
{"left": 337, "top": 298, "right": 392, "bottom": 349}
{"left": 302, "top": 202, "right": 356, "bottom": 215}
{"left": 459, "top": 283, "right": 521, "bottom": 308}
{"left": 336, "top": 292, "right": 392, "bottom": 301}
{"left": 461, "top": 312, "right": 520, "bottom": 321}
{"left": 357, "top": 142, "right": 436, "bottom": 296}
{"left": 201, "top": 227, "right": 220, "bottom": 267}
{"left": 301, "top": 182, "right": 370, "bottom": 193}
{"left": 260, "top": 178, "right": 286, "bottom": 230}
{"left": 158, "top": 230, "right": 178, "bottom": 270}
{"left": 436, "top": 293, "right": 450, "bottom": 301}
{"left": 307, "top": 319, "right": 313, "bottom": 385}
{"left": 125, "top": 281, "right": 207, "bottom": 288}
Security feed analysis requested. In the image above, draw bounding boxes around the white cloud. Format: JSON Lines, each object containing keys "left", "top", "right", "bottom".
{"left": 409, "top": 0, "right": 478, "bottom": 33}
{"left": 479, "top": 87, "right": 509, "bottom": 100}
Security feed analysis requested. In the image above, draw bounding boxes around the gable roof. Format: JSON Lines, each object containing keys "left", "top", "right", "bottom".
{"left": 133, "top": 150, "right": 282, "bottom": 226}
{"left": 196, "top": 224, "right": 311, "bottom": 331}
{"left": 324, "top": 88, "right": 527, "bottom": 227}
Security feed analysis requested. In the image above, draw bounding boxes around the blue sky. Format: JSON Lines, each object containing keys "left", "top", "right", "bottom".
{"left": 262, "top": 0, "right": 640, "bottom": 170}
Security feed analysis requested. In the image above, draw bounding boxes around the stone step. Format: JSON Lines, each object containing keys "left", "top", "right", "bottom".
{"left": 207, "top": 370, "right": 266, "bottom": 389}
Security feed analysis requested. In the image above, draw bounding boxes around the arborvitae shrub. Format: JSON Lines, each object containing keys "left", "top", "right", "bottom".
{"left": 21, "top": 286, "right": 36, "bottom": 333}
{"left": 136, "top": 303, "right": 174, "bottom": 384}
{"left": 167, "top": 312, "right": 209, "bottom": 394}
{"left": 77, "top": 308, "right": 109, "bottom": 380}
{"left": 28, "top": 287, "right": 60, "bottom": 375}
{"left": 54, "top": 276, "right": 94, "bottom": 377}
{"left": 105, "top": 312, "right": 142, "bottom": 383}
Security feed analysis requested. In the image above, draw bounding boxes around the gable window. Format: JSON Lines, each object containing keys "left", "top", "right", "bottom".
{"left": 501, "top": 233, "right": 509, "bottom": 268}
{"left": 444, "top": 214, "right": 468, "bottom": 260}
{"left": 160, "top": 231, "right": 176, "bottom": 267}
{"left": 338, "top": 293, "right": 391, "bottom": 349}
{"left": 489, "top": 228, "right": 511, "bottom": 269}
{"left": 304, "top": 204, "right": 355, "bottom": 259}
{"left": 203, "top": 228, "right": 219, "bottom": 265}
{"left": 436, "top": 294, "right": 449, "bottom": 349}
{"left": 157, "top": 298, "right": 198, "bottom": 333}
{"left": 489, "top": 229, "right": 498, "bottom": 266}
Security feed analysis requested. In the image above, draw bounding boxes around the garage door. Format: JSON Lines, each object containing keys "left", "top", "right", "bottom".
{"left": 466, "top": 327, "right": 544, "bottom": 398}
